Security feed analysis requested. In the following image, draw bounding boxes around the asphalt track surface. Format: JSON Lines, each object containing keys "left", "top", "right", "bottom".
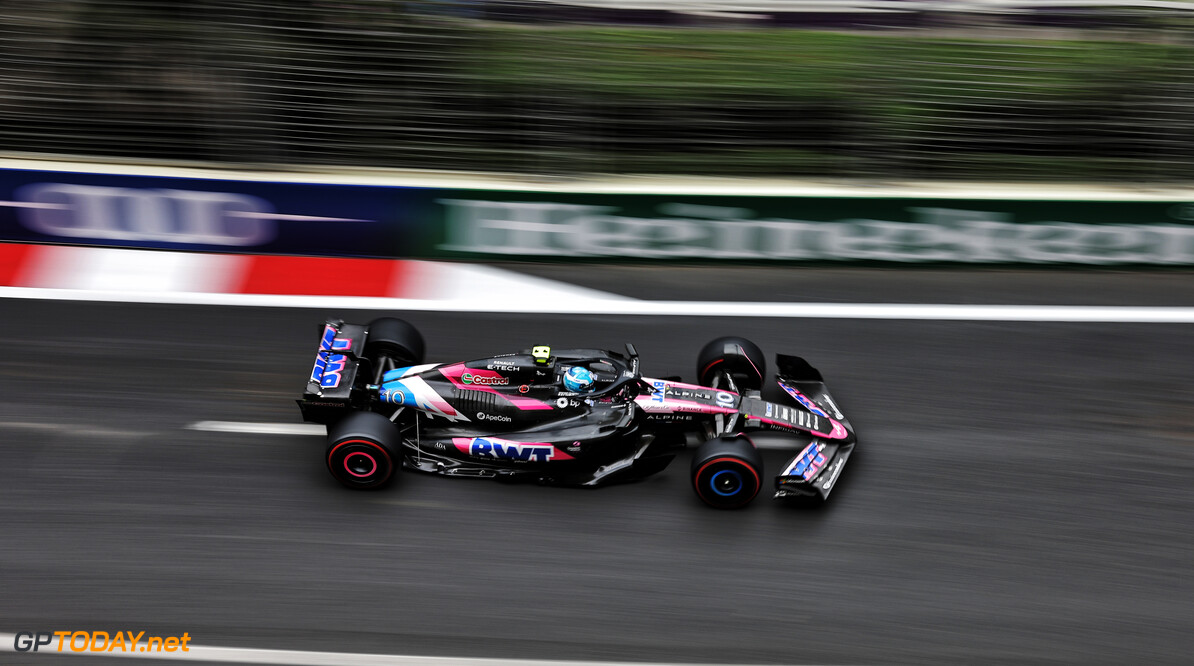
{"left": 2, "top": 267, "right": 1193, "bottom": 665}
{"left": 513, "top": 264, "right": 1194, "bottom": 306}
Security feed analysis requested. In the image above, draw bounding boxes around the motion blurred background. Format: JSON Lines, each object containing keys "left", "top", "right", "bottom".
{"left": 3, "top": 0, "right": 1194, "bottom": 181}
{"left": 3, "top": 3, "right": 1194, "bottom": 666}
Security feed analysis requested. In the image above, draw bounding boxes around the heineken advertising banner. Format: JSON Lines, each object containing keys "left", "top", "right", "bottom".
{"left": 434, "top": 194, "right": 1194, "bottom": 265}
{"left": 3, "top": 161, "right": 1194, "bottom": 265}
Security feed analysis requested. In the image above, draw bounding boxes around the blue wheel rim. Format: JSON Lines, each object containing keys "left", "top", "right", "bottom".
{"left": 710, "top": 469, "right": 744, "bottom": 497}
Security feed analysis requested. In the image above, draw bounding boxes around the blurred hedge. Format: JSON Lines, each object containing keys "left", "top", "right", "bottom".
{"left": 1, "top": 3, "right": 1192, "bottom": 181}
{"left": 460, "top": 23, "right": 1194, "bottom": 180}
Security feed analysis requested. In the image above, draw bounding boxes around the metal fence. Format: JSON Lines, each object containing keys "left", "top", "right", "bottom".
{"left": 1, "top": 1, "right": 1193, "bottom": 181}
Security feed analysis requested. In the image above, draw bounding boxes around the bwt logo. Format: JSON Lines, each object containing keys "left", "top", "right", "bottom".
{"left": 651, "top": 380, "right": 667, "bottom": 403}
{"left": 310, "top": 325, "right": 353, "bottom": 389}
{"left": 311, "top": 353, "right": 348, "bottom": 389}
{"left": 472, "top": 439, "right": 552, "bottom": 461}
{"left": 465, "top": 438, "right": 571, "bottom": 462}
{"left": 318, "top": 325, "right": 353, "bottom": 353}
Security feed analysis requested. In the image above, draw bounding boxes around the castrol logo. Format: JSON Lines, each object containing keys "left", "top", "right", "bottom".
{"left": 462, "top": 372, "right": 509, "bottom": 386}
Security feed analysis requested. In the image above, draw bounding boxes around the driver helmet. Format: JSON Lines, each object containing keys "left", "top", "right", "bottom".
{"left": 562, "top": 366, "right": 596, "bottom": 393}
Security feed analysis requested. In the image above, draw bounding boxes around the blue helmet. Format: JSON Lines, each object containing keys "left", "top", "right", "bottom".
{"left": 562, "top": 366, "right": 596, "bottom": 393}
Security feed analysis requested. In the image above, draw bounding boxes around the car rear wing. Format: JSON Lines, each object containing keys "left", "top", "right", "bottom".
{"left": 298, "top": 320, "right": 368, "bottom": 424}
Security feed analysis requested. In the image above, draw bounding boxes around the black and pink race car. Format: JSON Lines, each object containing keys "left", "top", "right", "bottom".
{"left": 297, "top": 318, "right": 856, "bottom": 508}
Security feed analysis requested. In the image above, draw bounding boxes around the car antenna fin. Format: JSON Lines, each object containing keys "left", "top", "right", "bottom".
{"left": 625, "top": 342, "right": 638, "bottom": 359}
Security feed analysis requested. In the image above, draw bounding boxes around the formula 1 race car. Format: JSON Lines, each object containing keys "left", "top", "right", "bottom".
{"left": 297, "top": 318, "right": 856, "bottom": 508}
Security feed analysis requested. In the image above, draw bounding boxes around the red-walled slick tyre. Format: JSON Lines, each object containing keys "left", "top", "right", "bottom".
{"left": 326, "top": 411, "right": 402, "bottom": 489}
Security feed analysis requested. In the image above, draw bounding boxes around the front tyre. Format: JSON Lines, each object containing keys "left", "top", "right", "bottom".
{"left": 690, "top": 435, "right": 764, "bottom": 509}
{"left": 326, "top": 411, "right": 402, "bottom": 489}
{"left": 697, "top": 336, "right": 766, "bottom": 391}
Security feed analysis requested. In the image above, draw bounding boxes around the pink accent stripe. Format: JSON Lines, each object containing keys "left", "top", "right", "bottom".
{"left": 827, "top": 419, "right": 849, "bottom": 440}
{"left": 549, "top": 447, "right": 576, "bottom": 461}
{"left": 504, "top": 397, "right": 555, "bottom": 410}
{"left": 756, "top": 415, "right": 849, "bottom": 440}
{"left": 414, "top": 377, "right": 460, "bottom": 418}
{"left": 739, "top": 346, "right": 764, "bottom": 383}
{"left": 636, "top": 397, "right": 738, "bottom": 415}
{"left": 344, "top": 451, "right": 378, "bottom": 478}
{"left": 439, "top": 363, "right": 555, "bottom": 411}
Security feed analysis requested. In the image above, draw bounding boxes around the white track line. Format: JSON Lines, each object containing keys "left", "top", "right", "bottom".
{"left": 0, "top": 634, "right": 785, "bottom": 666}
{"left": 4, "top": 286, "right": 1194, "bottom": 322}
{"left": 187, "top": 421, "right": 325, "bottom": 436}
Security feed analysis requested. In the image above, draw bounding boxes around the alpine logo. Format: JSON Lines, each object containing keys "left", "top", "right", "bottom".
{"left": 453, "top": 437, "right": 574, "bottom": 462}
{"left": 462, "top": 372, "right": 509, "bottom": 386}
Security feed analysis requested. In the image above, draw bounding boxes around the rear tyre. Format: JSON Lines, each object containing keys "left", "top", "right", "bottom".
{"left": 365, "top": 317, "right": 425, "bottom": 367}
{"left": 697, "top": 336, "right": 766, "bottom": 391}
{"left": 326, "top": 411, "right": 402, "bottom": 489}
{"left": 690, "top": 435, "right": 764, "bottom": 509}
